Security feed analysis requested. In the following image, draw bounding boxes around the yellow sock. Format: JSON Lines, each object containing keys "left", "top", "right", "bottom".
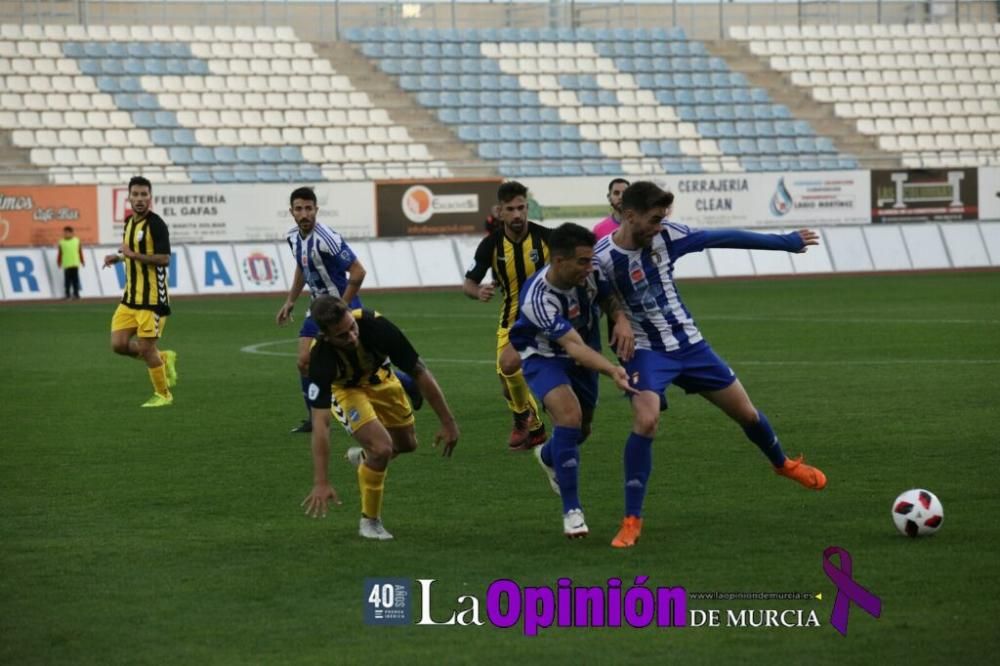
{"left": 357, "top": 463, "right": 386, "bottom": 519}
{"left": 148, "top": 364, "right": 170, "bottom": 398}
{"left": 501, "top": 369, "right": 540, "bottom": 422}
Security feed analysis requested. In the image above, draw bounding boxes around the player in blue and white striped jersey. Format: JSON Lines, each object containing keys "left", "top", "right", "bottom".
{"left": 275, "top": 187, "right": 419, "bottom": 433}
{"left": 593, "top": 181, "right": 827, "bottom": 549}
{"left": 509, "top": 223, "right": 636, "bottom": 539}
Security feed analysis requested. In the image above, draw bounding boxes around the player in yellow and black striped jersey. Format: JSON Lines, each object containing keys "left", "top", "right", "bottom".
{"left": 301, "top": 296, "right": 460, "bottom": 540}
{"left": 463, "top": 180, "right": 550, "bottom": 451}
{"left": 102, "top": 176, "right": 178, "bottom": 408}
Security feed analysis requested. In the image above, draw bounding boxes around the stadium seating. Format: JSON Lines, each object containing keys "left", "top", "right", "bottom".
{"left": 344, "top": 26, "right": 855, "bottom": 175}
{"left": 729, "top": 22, "right": 1000, "bottom": 168}
{"left": 0, "top": 23, "right": 448, "bottom": 183}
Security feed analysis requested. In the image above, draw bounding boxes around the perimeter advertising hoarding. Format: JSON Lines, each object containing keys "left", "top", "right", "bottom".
{"left": 96, "top": 182, "right": 375, "bottom": 245}
{"left": 0, "top": 185, "right": 99, "bottom": 247}
{"left": 528, "top": 171, "right": 870, "bottom": 228}
{"left": 375, "top": 179, "right": 502, "bottom": 237}
{"left": 870, "top": 168, "right": 978, "bottom": 223}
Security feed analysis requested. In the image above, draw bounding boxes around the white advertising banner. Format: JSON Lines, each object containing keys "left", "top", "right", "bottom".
{"left": 527, "top": 171, "right": 870, "bottom": 229}
{"left": 979, "top": 166, "right": 1000, "bottom": 221}
{"left": 93, "top": 246, "right": 197, "bottom": 297}
{"left": 186, "top": 245, "right": 244, "bottom": 294}
{"left": 97, "top": 182, "right": 376, "bottom": 245}
{"left": 0, "top": 248, "right": 53, "bottom": 300}
{"left": 231, "top": 243, "right": 289, "bottom": 293}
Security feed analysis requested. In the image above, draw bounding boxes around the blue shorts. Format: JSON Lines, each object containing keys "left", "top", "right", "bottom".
{"left": 625, "top": 342, "right": 736, "bottom": 397}
{"left": 299, "top": 316, "right": 320, "bottom": 338}
{"left": 522, "top": 355, "right": 599, "bottom": 412}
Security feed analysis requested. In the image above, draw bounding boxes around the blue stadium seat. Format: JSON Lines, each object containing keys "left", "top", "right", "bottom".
{"left": 168, "top": 147, "right": 193, "bottom": 164}
{"left": 121, "top": 77, "right": 143, "bottom": 92}
{"left": 499, "top": 143, "right": 519, "bottom": 159}
{"left": 496, "top": 108, "right": 518, "bottom": 124}
{"left": 559, "top": 142, "right": 582, "bottom": 159}
{"left": 776, "top": 137, "right": 798, "bottom": 155}
{"left": 481, "top": 125, "right": 502, "bottom": 141}
{"left": 699, "top": 123, "right": 720, "bottom": 139}
{"left": 594, "top": 43, "right": 615, "bottom": 58}
{"left": 676, "top": 106, "right": 697, "bottom": 122}
{"left": 714, "top": 121, "right": 735, "bottom": 137}
{"left": 516, "top": 125, "right": 538, "bottom": 141}
{"left": 191, "top": 147, "right": 214, "bottom": 164}
{"left": 731, "top": 88, "right": 753, "bottom": 104}
{"left": 498, "top": 75, "right": 519, "bottom": 91}
{"left": 83, "top": 43, "right": 104, "bottom": 57}
{"left": 212, "top": 167, "right": 237, "bottom": 184}
{"left": 751, "top": 104, "right": 773, "bottom": 120}
{"left": 689, "top": 42, "right": 709, "bottom": 57}
{"left": 106, "top": 43, "right": 127, "bottom": 58}
{"left": 236, "top": 147, "right": 261, "bottom": 163}
{"left": 741, "top": 157, "right": 764, "bottom": 172}
{"left": 379, "top": 60, "right": 402, "bottom": 75}
{"left": 639, "top": 140, "right": 662, "bottom": 156}
{"left": 256, "top": 166, "right": 279, "bottom": 182}
{"left": 580, "top": 142, "right": 602, "bottom": 159}
{"left": 792, "top": 120, "right": 813, "bottom": 136}
{"left": 360, "top": 43, "right": 381, "bottom": 58}
{"left": 479, "top": 74, "right": 499, "bottom": 90}
{"left": 399, "top": 75, "right": 421, "bottom": 92}
{"left": 596, "top": 90, "right": 618, "bottom": 105}
{"left": 441, "top": 43, "right": 461, "bottom": 58}
{"left": 737, "top": 138, "right": 758, "bottom": 155}
{"left": 437, "top": 74, "right": 459, "bottom": 90}
{"left": 650, "top": 42, "right": 670, "bottom": 57}
{"left": 279, "top": 147, "right": 302, "bottom": 162}
{"left": 173, "top": 128, "right": 196, "bottom": 145}
{"left": 538, "top": 108, "right": 560, "bottom": 123}
{"left": 421, "top": 59, "right": 442, "bottom": 74}
{"left": 126, "top": 43, "right": 149, "bottom": 58}
{"left": 670, "top": 42, "right": 690, "bottom": 56}
{"left": 130, "top": 110, "right": 155, "bottom": 128}
{"left": 559, "top": 125, "right": 581, "bottom": 140}
{"left": 114, "top": 93, "right": 139, "bottom": 110}
{"left": 152, "top": 110, "right": 178, "bottom": 128}
{"left": 101, "top": 59, "right": 124, "bottom": 75}
{"left": 673, "top": 72, "right": 693, "bottom": 88}
{"left": 718, "top": 139, "right": 740, "bottom": 156}
{"left": 816, "top": 137, "right": 837, "bottom": 154}
{"left": 774, "top": 120, "right": 796, "bottom": 137}
{"left": 478, "top": 143, "right": 500, "bottom": 160}
{"left": 62, "top": 42, "right": 85, "bottom": 58}
{"left": 260, "top": 147, "right": 282, "bottom": 163}
{"left": 694, "top": 89, "right": 714, "bottom": 105}
{"left": 694, "top": 105, "right": 718, "bottom": 121}
{"left": 460, "top": 42, "right": 480, "bottom": 58}
{"left": 78, "top": 59, "right": 100, "bottom": 75}
{"left": 652, "top": 139, "right": 678, "bottom": 157}
{"left": 148, "top": 43, "right": 171, "bottom": 58}
{"left": 497, "top": 125, "right": 518, "bottom": 142}
{"left": 675, "top": 90, "right": 695, "bottom": 106}
{"left": 773, "top": 105, "right": 793, "bottom": 120}
{"left": 750, "top": 88, "right": 770, "bottom": 103}
{"left": 342, "top": 27, "right": 363, "bottom": 41}
{"left": 541, "top": 164, "right": 563, "bottom": 177}
{"left": 758, "top": 138, "right": 779, "bottom": 154}
{"left": 838, "top": 157, "right": 859, "bottom": 169}
{"left": 536, "top": 142, "right": 558, "bottom": 159}
{"left": 733, "top": 120, "right": 754, "bottom": 137}
{"left": 96, "top": 76, "right": 119, "bottom": 92}
{"left": 276, "top": 165, "right": 301, "bottom": 182}
{"left": 150, "top": 129, "right": 175, "bottom": 145}
{"left": 755, "top": 120, "right": 777, "bottom": 137}
{"left": 457, "top": 108, "right": 477, "bottom": 123}
{"left": 732, "top": 104, "right": 754, "bottom": 119}
{"left": 214, "top": 147, "right": 238, "bottom": 164}
{"left": 437, "top": 108, "right": 460, "bottom": 124}
{"left": 422, "top": 43, "right": 442, "bottom": 58}
{"left": 136, "top": 93, "right": 158, "bottom": 110}
{"left": 582, "top": 162, "right": 605, "bottom": 176}
{"left": 671, "top": 59, "right": 693, "bottom": 75}
{"left": 715, "top": 105, "right": 736, "bottom": 121}
{"left": 633, "top": 57, "right": 654, "bottom": 72}
{"left": 538, "top": 124, "right": 560, "bottom": 141}
{"left": 457, "top": 126, "right": 479, "bottom": 142}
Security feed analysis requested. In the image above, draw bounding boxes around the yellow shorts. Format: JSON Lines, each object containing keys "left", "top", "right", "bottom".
{"left": 496, "top": 326, "right": 510, "bottom": 373}
{"left": 331, "top": 370, "right": 415, "bottom": 435}
{"left": 111, "top": 304, "right": 167, "bottom": 338}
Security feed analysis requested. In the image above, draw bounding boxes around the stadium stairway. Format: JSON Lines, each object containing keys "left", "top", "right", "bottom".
{"left": 0, "top": 127, "right": 39, "bottom": 184}
{"left": 704, "top": 38, "right": 896, "bottom": 168}
{"left": 315, "top": 40, "right": 493, "bottom": 177}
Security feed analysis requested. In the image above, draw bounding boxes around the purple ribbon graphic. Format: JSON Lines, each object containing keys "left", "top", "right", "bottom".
{"left": 823, "top": 546, "right": 882, "bottom": 636}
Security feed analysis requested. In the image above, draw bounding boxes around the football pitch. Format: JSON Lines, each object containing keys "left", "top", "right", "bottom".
{"left": 2, "top": 271, "right": 998, "bottom": 664}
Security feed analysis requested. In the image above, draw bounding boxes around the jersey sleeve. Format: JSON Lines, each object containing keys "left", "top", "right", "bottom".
{"left": 324, "top": 229, "right": 358, "bottom": 272}
{"left": 464, "top": 234, "right": 496, "bottom": 283}
{"left": 367, "top": 315, "right": 421, "bottom": 375}
{"left": 662, "top": 221, "right": 804, "bottom": 256}
{"left": 305, "top": 346, "right": 336, "bottom": 410}
{"left": 521, "top": 288, "right": 573, "bottom": 341}
{"left": 149, "top": 216, "right": 171, "bottom": 255}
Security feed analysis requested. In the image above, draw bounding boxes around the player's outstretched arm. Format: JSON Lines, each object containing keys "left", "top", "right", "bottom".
{"left": 277, "top": 265, "right": 306, "bottom": 325}
{"left": 600, "top": 291, "right": 635, "bottom": 362}
{"left": 411, "top": 360, "right": 460, "bottom": 457}
{"left": 302, "top": 407, "right": 341, "bottom": 517}
{"left": 557, "top": 330, "right": 638, "bottom": 394}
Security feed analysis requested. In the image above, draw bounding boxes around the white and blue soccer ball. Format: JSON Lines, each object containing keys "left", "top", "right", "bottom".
{"left": 892, "top": 489, "right": 944, "bottom": 537}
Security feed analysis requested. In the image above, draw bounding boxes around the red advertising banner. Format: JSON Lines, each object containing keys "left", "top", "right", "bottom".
{"left": 0, "top": 185, "right": 99, "bottom": 247}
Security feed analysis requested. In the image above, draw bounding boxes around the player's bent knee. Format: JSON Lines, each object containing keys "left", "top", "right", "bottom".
{"left": 633, "top": 411, "right": 660, "bottom": 437}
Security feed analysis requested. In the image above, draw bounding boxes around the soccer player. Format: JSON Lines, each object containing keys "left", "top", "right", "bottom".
{"left": 276, "top": 186, "right": 420, "bottom": 434}
{"left": 463, "top": 181, "right": 548, "bottom": 450}
{"left": 510, "top": 223, "right": 636, "bottom": 538}
{"left": 593, "top": 181, "right": 828, "bottom": 549}
{"left": 300, "top": 295, "right": 460, "bottom": 540}
{"left": 592, "top": 178, "right": 630, "bottom": 240}
{"left": 102, "top": 176, "right": 177, "bottom": 408}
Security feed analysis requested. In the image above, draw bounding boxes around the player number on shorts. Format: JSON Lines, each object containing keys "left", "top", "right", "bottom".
{"left": 368, "top": 583, "right": 395, "bottom": 609}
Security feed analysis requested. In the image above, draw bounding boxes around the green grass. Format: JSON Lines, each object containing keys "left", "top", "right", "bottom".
{"left": 2, "top": 272, "right": 999, "bottom": 665}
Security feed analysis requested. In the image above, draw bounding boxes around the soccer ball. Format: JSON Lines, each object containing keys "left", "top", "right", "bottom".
{"left": 891, "top": 489, "right": 944, "bottom": 537}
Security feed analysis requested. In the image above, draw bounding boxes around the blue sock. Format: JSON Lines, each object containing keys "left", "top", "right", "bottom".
{"left": 300, "top": 375, "right": 312, "bottom": 419}
{"left": 550, "top": 426, "right": 582, "bottom": 513}
{"left": 742, "top": 410, "right": 787, "bottom": 467}
{"left": 540, "top": 440, "right": 553, "bottom": 467}
{"left": 624, "top": 433, "right": 653, "bottom": 518}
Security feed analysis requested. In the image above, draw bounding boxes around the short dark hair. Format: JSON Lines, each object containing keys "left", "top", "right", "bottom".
{"left": 497, "top": 180, "right": 528, "bottom": 204}
{"left": 621, "top": 181, "right": 674, "bottom": 213}
{"left": 63, "top": 225, "right": 73, "bottom": 232}
{"left": 128, "top": 176, "right": 152, "bottom": 193}
{"left": 290, "top": 187, "right": 317, "bottom": 206}
{"left": 549, "top": 222, "right": 596, "bottom": 259}
{"left": 608, "top": 178, "right": 630, "bottom": 192}
{"left": 311, "top": 295, "right": 351, "bottom": 335}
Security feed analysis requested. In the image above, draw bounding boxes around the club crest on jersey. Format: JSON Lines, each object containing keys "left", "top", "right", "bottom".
{"left": 630, "top": 267, "right": 645, "bottom": 283}
{"left": 650, "top": 251, "right": 662, "bottom": 265}
{"left": 529, "top": 249, "right": 540, "bottom": 263}
{"left": 568, "top": 303, "right": 580, "bottom": 318}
